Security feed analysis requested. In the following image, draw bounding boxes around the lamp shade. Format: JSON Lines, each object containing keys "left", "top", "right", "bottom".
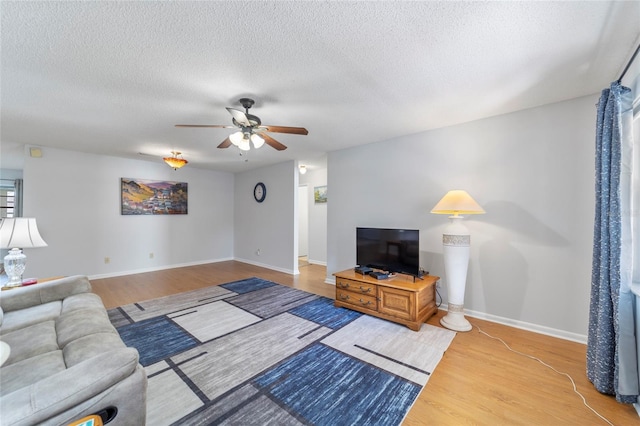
{"left": 431, "top": 190, "right": 485, "bottom": 216}
{"left": 0, "top": 217, "right": 48, "bottom": 249}
{"left": 229, "top": 131, "right": 244, "bottom": 146}
{"left": 251, "top": 134, "right": 265, "bottom": 149}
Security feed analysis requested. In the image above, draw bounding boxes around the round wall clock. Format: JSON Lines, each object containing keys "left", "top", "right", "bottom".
{"left": 254, "top": 182, "right": 266, "bottom": 203}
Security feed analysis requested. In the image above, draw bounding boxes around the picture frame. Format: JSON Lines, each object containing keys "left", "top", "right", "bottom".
{"left": 314, "top": 185, "right": 327, "bottom": 203}
{"left": 121, "top": 178, "right": 188, "bottom": 215}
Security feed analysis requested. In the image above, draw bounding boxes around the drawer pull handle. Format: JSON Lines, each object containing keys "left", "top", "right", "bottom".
{"left": 358, "top": 299, "right": 372, "bottom": 306}
{"left": 340, "top": 294, "right": 350, "bottom": 300}
{"left": 359, "top": 286, "right": 371, "bottom": 293}
{"left": 339, "top": 282, "right": 350, "bottom": 289}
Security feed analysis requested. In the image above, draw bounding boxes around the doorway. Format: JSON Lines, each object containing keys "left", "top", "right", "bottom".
{"left": 298, "top": 185, "right": 309, "bottom": 268}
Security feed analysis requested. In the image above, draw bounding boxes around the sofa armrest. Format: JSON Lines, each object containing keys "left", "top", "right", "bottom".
{"left": 0, "top": 348, "right": 141, "bottom": 426}
{"left": 0, "top": 276, "right": 92, "bottom": 313}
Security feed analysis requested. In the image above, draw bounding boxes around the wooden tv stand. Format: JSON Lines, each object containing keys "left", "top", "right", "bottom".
{"left": 333, "top": 269, "right": 439, "bottom": 331}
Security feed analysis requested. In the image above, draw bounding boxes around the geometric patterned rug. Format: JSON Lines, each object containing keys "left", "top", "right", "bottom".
{"left": 108, "top": 277, "right": 456, "bottom": 425}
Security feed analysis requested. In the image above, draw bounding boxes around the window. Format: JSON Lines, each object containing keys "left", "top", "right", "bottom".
{"left": 1, "top": 188, "right": 15, "bottom": 218}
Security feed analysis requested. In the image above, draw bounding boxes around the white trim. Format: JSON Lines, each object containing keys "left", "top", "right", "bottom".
{"left": 88, "top": 257, "right": 233, "bottom": 280}
{"left": 308, "top": 259, "right": 327, "bottom": 266}
{"left": 438, "top": 304, "right": 587, "bottom": 344}
{"left": 325, "top": 276, "right": 336, "bottom": 285}
{"left": 233, "top": 258, "right": 297, "bottom": 275}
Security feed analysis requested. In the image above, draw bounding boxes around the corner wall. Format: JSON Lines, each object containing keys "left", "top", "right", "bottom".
{"left": 234, "top": 161, "right": 297, "bottom": 274}
{"left": 327, "top": 94, "right": 598, "bottom": 339}
{"left": 22, "top": 147, "right": 235, "bottom": 278}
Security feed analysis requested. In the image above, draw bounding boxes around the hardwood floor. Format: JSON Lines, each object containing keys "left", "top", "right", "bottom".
{"left": 92, "top": 261, "right": 638, "bottom": 425}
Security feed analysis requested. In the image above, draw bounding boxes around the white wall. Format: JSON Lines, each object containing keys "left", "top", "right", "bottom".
{"left": 328, "top": 94, "right": 598, "bottom": 340}
{"left": 234, "top": 161, "right": 298, "bottom": 274}
{"left": 300, "top": 167, "right": 327, "bottom": 265}
{"left": 22, "top": 147, "right": 235, "bottom": 278}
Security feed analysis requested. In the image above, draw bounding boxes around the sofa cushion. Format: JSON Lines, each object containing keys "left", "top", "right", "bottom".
{"left": 0, "top": 301, "right": 62, "bottom": 335}
{"left": 63, "top": 332, "right": 125, "bottom": 367}
{"left": 1, "top": 320, "right": 58, "bottom": 365}
{"left": 56, "top": 308, "right": 116, "bottom": 348}
{"left": 0, "top": 350, "right": 65, "bottom": 397}
{"left": 61, "top": 292, "right": 105, "bottom": 314}
{"left": 0, "top": 276, "right": 92, "bottom": 313}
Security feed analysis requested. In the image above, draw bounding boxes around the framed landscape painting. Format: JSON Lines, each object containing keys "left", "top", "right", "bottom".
{"left": 314, "top": 185, "right": 327, "bottom": 203}
{"left": 121, "top": 178, "right": 188, "bottom": 215}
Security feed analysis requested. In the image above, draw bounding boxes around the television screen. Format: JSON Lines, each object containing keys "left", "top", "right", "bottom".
{"left": 356, "top": 227, "right": 420, "bottom": 277}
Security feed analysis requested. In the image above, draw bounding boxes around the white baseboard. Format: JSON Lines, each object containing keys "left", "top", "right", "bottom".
{"left": 90, "top": 257, "right": 297, "bottom": 280}
{"left": 88, "top": 257, "right": 234, "bottom": 280}
{"left": 325, "top": 276, "right": 336, "bottom": 285}
{"left": 438, "top": 304, "right": 587, "bottom": 344}
{"left": 233, "top": 258, "right": 297, "bottom": 275}
{"left": 308, "top": 259, "right": 327, "bottom": 266}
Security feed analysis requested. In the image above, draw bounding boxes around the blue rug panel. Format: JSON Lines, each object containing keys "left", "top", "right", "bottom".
{"left": 289, "top": 297, "right": 362, "bottom": 329}
{"left": 220, "top": 277, "right": 277, "bottom": 294}
{"left": 117, "top": 316, "right": 198, "bottom": 366}
{"left": 254, "top": 343, "right": 421, "bottom": 425}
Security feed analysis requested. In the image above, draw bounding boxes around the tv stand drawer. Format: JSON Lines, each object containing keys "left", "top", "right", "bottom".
{"left": 336, "top": 289, "right": 377, "bottom": 310}
{"left": 336, "top": 278, "right": 376, "bottom": 295}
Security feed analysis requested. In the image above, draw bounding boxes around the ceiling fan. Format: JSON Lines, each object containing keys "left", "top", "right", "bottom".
{"left": 175, "top": 98, "right": 308, "bottom": 151}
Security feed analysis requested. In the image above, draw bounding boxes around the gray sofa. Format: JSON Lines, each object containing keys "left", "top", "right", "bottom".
{"left": 0, "top": 276, "right": 147, "bottom": 426}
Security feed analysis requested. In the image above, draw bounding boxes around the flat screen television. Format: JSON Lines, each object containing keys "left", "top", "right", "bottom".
{"left": 356, "top": 227, "right": 420, "bottom": 277}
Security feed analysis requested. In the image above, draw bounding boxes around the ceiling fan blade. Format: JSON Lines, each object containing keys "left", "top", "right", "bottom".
{"left": 217, "top": 137, "right": 232, "bottom": 149}
{"left": 261, "top": 125, "right": 308, "bottom": 135}
{"left": 226, "top": 107, "right": 252, "bottom": 127}
{"left": 262, "top": 133, "right": 288, "bottom": 151}
{"left": 175, "top": 124, "right": 234, "bottom": 128}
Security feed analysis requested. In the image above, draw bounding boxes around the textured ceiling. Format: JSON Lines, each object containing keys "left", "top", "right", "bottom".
{"left": 1, "top": 1, "right": 639, "bottom": 172}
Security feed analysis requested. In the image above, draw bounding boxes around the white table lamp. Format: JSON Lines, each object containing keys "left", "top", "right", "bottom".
{"left": 0, "top": 218, "right": 48, "bottom": 287}
{"left": 431, "top": 190, "right": 484, "bottom": 331}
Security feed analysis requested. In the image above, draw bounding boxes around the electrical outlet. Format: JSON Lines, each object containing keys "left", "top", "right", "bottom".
{"left": 256, "top": 249, "right": 261, "bottom": 256}
{"left": 104, "top": 257, "right": 110, "bottom": 264}
{"left": 149, "top": 252, "right": 154, "bottom": 259}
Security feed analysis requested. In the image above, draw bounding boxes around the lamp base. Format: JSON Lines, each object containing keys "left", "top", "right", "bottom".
{"left": 440, "top": 303, "right": 472, "bottom": 332}
{"left": 4, "top": 248, "right": 26, "bottom": 288}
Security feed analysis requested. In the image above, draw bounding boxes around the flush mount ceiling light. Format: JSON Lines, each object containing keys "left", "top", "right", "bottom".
{"left": 163, "top": 151, "right": 188, "bottom": 170}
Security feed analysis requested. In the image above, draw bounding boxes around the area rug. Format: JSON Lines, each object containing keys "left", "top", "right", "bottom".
{"left": 108, "top": 277, "right": 456, "bottom": 425}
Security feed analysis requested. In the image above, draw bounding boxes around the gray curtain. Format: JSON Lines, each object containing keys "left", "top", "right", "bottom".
{"left": 587, "top": 81, "right": 638, "bottom": 404}
{"left": 14, "top": 178, "right": 23, "bottom": 217}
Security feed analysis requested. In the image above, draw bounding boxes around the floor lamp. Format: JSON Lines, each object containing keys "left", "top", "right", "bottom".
{"left": 431, "top": 190, "right": 484, "bottom": 332}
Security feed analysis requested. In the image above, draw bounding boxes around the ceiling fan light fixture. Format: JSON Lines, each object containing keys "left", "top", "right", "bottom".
{"left": 177, "top": 98, "right": 308, "bottom": 152}
{"left": 163, "top": 151, "right": 188, "bottom": 170}
{"left": 251, "top": 134, "right": 265, "bottom": 149}
{"left": 229, "top": 131, "right": 244, "bottom": 146}
{"left": 238, "top": 138, "right": 251, "bottom": 151}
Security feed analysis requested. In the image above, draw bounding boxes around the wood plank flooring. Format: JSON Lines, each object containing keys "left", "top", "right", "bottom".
{"left": 91, "top": 261, "right": 638, "bottom": 425}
